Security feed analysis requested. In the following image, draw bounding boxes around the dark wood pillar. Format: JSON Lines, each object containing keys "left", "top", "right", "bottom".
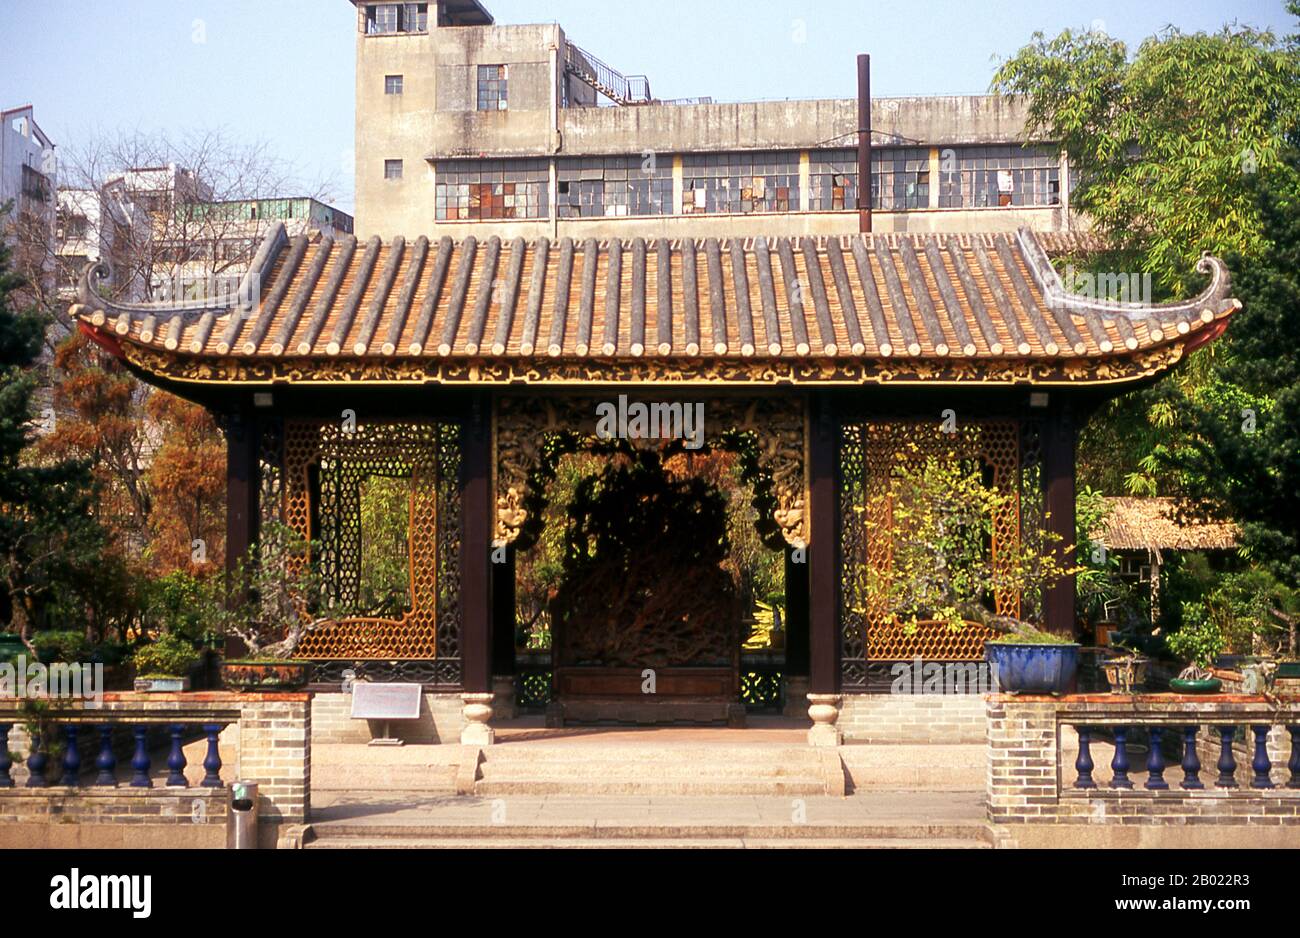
{"left": 225, "top": 409, "right": 260, "bottom": 576}
{"left": 1041, "top": 404, "right": 1078, "bottom": 637}
{"left": 461, "top": 393, "right": 493, "bottom": 694}
{"left": 224, "top": 408, "right": 259, "bottom": 658}
{"left": 808, "top": 393, "right": 840, "bottom": 694}
{"left": 492, "top": 546, "right": 517, "bottom": 677}
{"left": 783, "top": 547, "right": 810, "bottom": 677}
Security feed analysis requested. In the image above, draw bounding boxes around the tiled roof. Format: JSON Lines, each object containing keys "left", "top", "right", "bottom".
{"left": 71, "top": 225, "right": 1239, "bottom": 386}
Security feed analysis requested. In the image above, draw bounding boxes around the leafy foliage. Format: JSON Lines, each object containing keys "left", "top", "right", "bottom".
{"left": 131, "top": 633, "right": 201, "bottom": 678}
{"left": 992, "top": 19, "right": 1300, "bottom": 293}
{"left": 857, "top": 456, "right": 1079, "bottom": 636}
{"left": 0, "top": 206, "right": 108, "bottom": 651}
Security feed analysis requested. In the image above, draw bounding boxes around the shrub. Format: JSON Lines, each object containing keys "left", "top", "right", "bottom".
{"left": 31, "top": 630, "right": 92, "bottom": 664}
{"left": 131, "top": 635, "right": 202, "bottom": 678}
{"left": 1165, "top": 602, "right": 1227, "bottom": 670}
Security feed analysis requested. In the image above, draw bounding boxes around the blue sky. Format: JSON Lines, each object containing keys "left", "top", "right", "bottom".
{"left": 1, "top": 0, "right": 1293, "bottom": 213}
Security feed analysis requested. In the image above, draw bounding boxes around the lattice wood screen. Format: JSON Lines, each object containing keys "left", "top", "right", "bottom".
{"left": 840, "top": 419, "right": 1021, "bottom": 675}
{"left": 275, "top": 420, "right": 462, "bottom": 664}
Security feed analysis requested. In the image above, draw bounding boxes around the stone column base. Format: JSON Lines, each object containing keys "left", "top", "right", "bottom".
{"left": 807, "top": 693, "right": 842, "bottom": 748}
{"left": 460, "top": 693, "right": 496, "bottom": 746}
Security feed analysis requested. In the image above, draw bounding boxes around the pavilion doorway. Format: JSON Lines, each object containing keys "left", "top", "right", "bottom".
{"left": 494, "top": 394, "right": 808, "bottom": 727}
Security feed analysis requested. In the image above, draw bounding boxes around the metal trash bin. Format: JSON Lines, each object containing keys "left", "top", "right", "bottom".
{"left": 227, "top": 781, "right": 259, "bottom": 849}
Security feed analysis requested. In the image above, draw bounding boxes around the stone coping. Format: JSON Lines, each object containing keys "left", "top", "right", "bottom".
{"left": 0, "top": 691, "right": 310, "bottom": 708}
{"left": 988, "top": 693, "right": 1293, "bottom": 705}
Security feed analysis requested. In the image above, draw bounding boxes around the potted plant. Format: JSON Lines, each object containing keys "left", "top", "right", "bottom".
{"left": 131, "top": 634, "right": 202, "bottom": 692}
{"left": 1166, "top": 601, "right": 1225, "bottom": 693}
{"left": 209, "top": 522, "right": 324, "bottom": 692}
{"left": 857, "top": 457, "right": 1083, "bottom": 695}
{"left": 1098, "top": 645, "right": 1150, "bottom": 694}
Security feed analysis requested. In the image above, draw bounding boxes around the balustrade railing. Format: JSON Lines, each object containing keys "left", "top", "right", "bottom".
{"left": 1069, "top": 721, "right": 1300, "bottom": 792}
{"left": 0, "top": 718, "right": 232, "bottom": 790}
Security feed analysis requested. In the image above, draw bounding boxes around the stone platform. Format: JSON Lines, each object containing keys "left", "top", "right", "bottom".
{"left": 304, "top": 792, "right": 992, "bottom": 849}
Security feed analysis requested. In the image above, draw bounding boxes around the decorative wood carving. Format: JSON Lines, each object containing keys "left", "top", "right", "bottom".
{"left": 493, "top": 394, "right": 808, "bottom": 549}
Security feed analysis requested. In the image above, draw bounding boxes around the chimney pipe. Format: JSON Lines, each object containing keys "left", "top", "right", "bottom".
{"left": 857, "top": 54, "right": 873, "bottom": 234}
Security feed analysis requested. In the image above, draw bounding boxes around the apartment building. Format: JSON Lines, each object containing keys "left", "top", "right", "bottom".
{"left": 351, "top": 1, "right": 1072, "bottom": 240}
{"left": 0, "top": 105, "right": 58, "bottom": 294}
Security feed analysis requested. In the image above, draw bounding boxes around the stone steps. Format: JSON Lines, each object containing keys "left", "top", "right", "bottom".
{"left": 305, "top": 822, "right": 992, "bottom": 850}
{"left": 840, "top": 744, "right": 986, "bottom": 791}
{"left": 472, "top": 745, "right": 837, "bottom": 796}
{"left": 307, "top": 836, "right": 989, "bottom": 849}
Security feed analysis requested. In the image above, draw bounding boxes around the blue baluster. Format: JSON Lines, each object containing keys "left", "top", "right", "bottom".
{"left": 1216, "top": 726, "right": 1238, "bottom": 789}
{"left": 0, "top": 724, "right": 12, "bottom": 788}
{"left": 166, "top": 724, "right": 187, "bottom": 787}
{"left": 201, "top": 724, "right": 223, "bottom": 788}
{"left": 26, "top": 734, "right": 48, "bottom": 788}
{"left": 1145, "top": 728, "right": 1168, "bottom": 790}
{"left": 1074, "top": 727, "right": 1096, "bottom": 789}
{"left": 1289, "top": 727, "right": 1300, "bottom": 790}
{"left": 1181, "top": 726, "right": 1204, "bottom": 790}
{"left": 61, "top": 725, "right": 81, "bottom": 786}
{"left": 1110, "top": 727, "right": 1133, "bottom": 789}
{"left": 94, "top": 725, "right": 116, "bottom": 787}
{"left": 1251, "top": 726, "right": 1274, "bottom": 790}
{"left": 130, "top": 726, "right": 152, "bottom": 788}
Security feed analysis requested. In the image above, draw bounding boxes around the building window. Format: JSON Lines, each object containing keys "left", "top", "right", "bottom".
{"left": 870, "top": 147, "right": 930, "bottom": 211}
{"left": 809, "top": 150, "right": 859, "bottom": 211}
{"left": 681, "top": 151, "right": 800, "bottom": 214}
{"left": 939, "top": 145, "right": 1060, "bottom": 208}
{"left": 435, "top": 159, "right": 550, "bottom": 220}
{"left": 385, "top": 159, "right": 404, "bottom": 180}
{"left": 557, "top": 156, "right": 672, "bottom": 218}
{"left": 385, "top": 75, "right": 404, "bottom": 95}
{"left": 364, "top": 3, "right": 427, "bottom": 34}
{"left": 477, "top": 65, "right": 509, "bottom": 112}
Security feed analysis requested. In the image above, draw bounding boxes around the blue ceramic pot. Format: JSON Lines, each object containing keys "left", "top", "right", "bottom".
{"left": 986, "top": 642, "right": 1080, "bottom": 695}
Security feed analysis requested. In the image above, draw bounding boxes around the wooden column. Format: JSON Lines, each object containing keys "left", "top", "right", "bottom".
{"left": 1041, "top": 405, "right": 1078, "bottom": 637}
{"left": 224, "top": 408, "right": 259, "bottom": 658}
{"left": 492, "top": 546, "right": 517, "bottom": 677}
{"left": 461, "top": 393, "right": 493, "bottom": 695}
{"left": 225, "top": 408, "right": 260, "bottom": 576}
{"left": 783, "top": 547, "right": 810, "bottom": 677}
{"left": 808, "top": 393, "right": 840, "bottom": 694}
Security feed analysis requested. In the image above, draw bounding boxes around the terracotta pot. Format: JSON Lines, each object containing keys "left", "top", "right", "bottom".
{"left": 220, "top": 660, "right": 310, "bottom": 691}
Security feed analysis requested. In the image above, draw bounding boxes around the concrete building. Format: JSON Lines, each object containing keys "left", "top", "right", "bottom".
{"left": 1, "top": 105, "right": 57, "bottom": 292}
{"left": 351, "top": 1, "right": 1074, "bottom": 240}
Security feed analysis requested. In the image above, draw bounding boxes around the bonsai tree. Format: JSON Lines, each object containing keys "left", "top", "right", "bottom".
{"left": 1165, "top": 601, "right": 1227, "bottom": 681}
{"left": 205, "top": 521, "right": 326, "bottom": 661}
{"left": 857, "top": 456, "right": 1081, "bottom": 642}
{"left": 131, "top": 634, "right": 201, "bottom": 679}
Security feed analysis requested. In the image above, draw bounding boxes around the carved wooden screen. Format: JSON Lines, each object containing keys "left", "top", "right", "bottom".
{"left": 839, "top": 419, "right": 1021, "bottom": 687}
{"left": 272, "top": 419, "right": 463, "bottom": 680}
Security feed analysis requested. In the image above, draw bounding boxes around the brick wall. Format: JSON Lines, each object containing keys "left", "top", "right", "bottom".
{"left": 839, "top": 692, "right": 987, "bottom": 743}
{"left": 987, "top": 694, "right": 1299, "bottom": 846}
{"left": 0, "top": 692, "right": 310, "bottom": 848}
{"left": 310, "top": 691, "right": 464, "bottom": 744}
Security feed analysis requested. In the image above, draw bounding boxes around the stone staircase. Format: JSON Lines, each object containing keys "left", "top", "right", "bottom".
{"left": 469, "top": 744, "right": 844, "bottom": 797}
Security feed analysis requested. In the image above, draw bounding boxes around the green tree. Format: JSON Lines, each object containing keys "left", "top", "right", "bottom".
{"left": 0, "top": 206, "right": 106, "bottom": 651}
{"left": 1156, "top": 155, "right": 1300, "bottom": 591}
{"left": 992, "top": 15, "right": 1300, "bottom": 293}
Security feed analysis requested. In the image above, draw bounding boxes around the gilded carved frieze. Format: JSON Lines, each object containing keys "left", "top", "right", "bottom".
{"left": 116, "top": 343, "right": 1189, "bottom": 389}
{"left": 494, "top": 394, "right": 809, "bottom": 549}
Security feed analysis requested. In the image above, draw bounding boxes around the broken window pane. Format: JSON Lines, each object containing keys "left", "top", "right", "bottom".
{"left": 681, "top": 151, "right": 800, "bottom": 214}
{"left": 434, "top": 159, "right": 550, "bottom": 220}
{"left": 556, "top": 155, "right": 672, "bottom": 218}
{"left": 938, "top": 145, "right": 1060, "bottom": 208}
{"left": 477, "top": 65, "right": 509, "bottom": 112}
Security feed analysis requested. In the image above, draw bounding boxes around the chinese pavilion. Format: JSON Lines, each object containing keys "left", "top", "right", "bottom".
{"left": 71, "top": 225, "right": 1239, "bottom": 743}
